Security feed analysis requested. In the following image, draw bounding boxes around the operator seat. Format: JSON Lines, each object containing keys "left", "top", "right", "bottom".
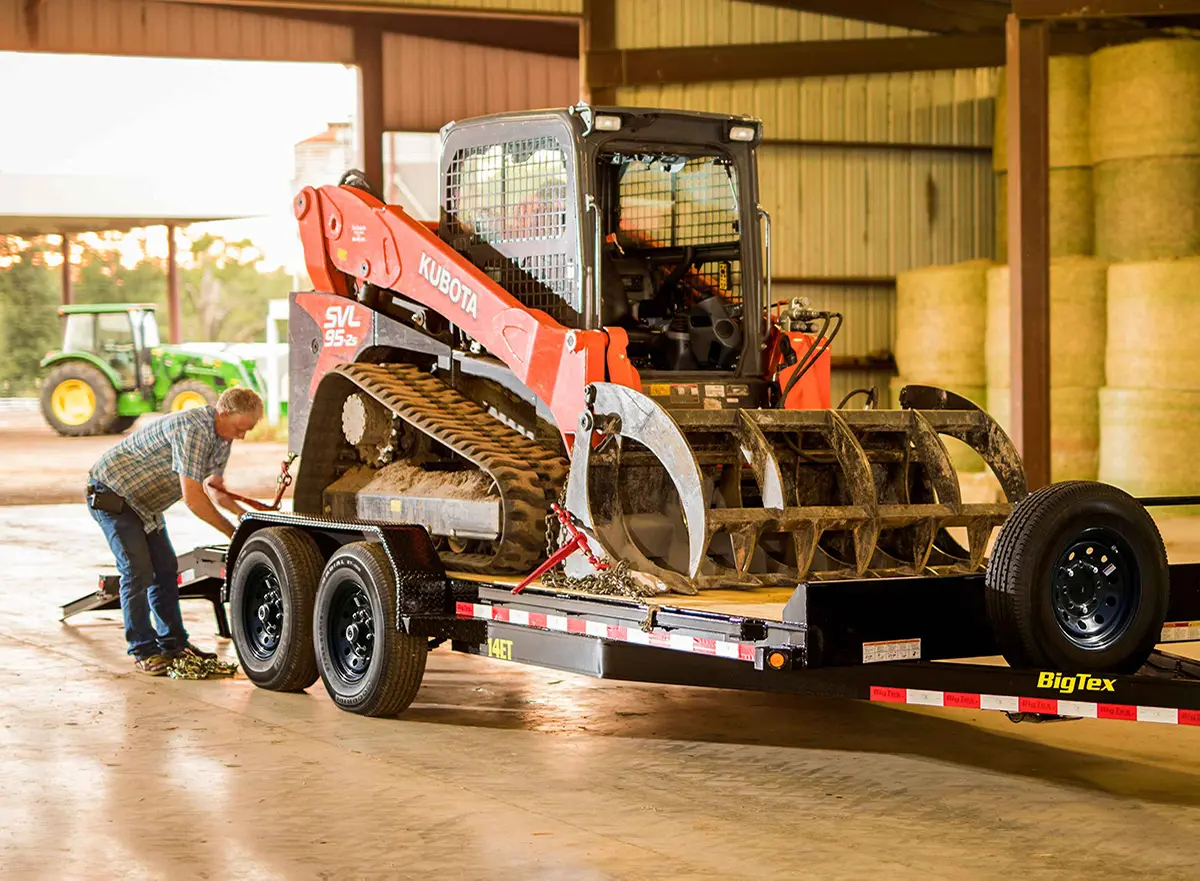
{"left": 599, "top": 248, "right": 655, "bottom": 358}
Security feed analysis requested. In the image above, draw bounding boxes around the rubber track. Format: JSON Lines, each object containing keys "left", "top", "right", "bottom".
{"left": 331, "top": 362, "right": 569, "bottom": 574}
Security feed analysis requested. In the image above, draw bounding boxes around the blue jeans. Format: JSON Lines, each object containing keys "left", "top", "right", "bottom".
{"left": 87, "top": 484, "right": 189, "bottom": 659}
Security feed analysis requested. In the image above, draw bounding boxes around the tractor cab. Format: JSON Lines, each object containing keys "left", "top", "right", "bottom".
{"left": 58, "top": 303, "right": 160, "bottom": 391}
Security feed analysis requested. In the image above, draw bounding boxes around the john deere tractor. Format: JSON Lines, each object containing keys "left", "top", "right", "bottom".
{"left": 40, "top": 303, "right": 267, "bottom": 437}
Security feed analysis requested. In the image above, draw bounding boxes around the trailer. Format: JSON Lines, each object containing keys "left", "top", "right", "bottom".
{"left": 64, "top": 504, "right": 1186, "bottom": 727}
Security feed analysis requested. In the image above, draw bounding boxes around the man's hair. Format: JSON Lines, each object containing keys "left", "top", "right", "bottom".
{"left": 216, "top": 387, "right": 263, "bottom": 418}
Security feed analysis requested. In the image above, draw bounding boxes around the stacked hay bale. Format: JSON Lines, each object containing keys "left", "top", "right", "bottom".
{"left": 984, "top": 258, "right": 1107, "bottom": 481}
{"left": 893, "top": 259, "right": 992, "bottom": 471}
{"left": 1090, "top": 38, "right": 1200, "bottom": 500}
{"left": 993, "top": 55, "right": 1094, "bottom": 260}
{"left": 1100, "top": 258, "right": 1200, "bottom": 499}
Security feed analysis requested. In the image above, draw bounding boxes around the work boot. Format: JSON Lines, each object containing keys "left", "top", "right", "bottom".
{"left": 166, "top": 642, "right": 217, "bottom": 661}
{"left": 134, "top": 655, "right": 171, "bottom": 676}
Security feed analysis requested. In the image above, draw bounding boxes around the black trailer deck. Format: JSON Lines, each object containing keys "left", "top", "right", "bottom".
{"left": 63, "top": 539, "right": 1200, "bottom": 727}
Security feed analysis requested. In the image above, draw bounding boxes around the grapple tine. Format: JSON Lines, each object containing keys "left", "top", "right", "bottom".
{"left": 734, "top": 410, "right": 786, "bottom": 508}
{"left": 566, "top": 383, "right": 709, "bottom": 579}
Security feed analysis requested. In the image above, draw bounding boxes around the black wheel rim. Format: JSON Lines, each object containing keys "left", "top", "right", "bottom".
{"left": 328, "top": 580, "right": 375, "bottom": 682}
{"left": 244, "top": 564, "right": 284, "bottom": 660}
{"left": 1051, "top": 527, "right": 1140, "bottom": 651}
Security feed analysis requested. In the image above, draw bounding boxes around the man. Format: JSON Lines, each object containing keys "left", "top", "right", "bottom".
{"left": 87, "top": 387, "right": 264, "bottom": 675}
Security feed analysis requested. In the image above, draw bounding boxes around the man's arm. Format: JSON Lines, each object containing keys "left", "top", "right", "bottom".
{"left": 181, "top": 475, "right": 237, "bottom": 538}
{"left": 204, "top": 475, "right": 249, "bottom": 517}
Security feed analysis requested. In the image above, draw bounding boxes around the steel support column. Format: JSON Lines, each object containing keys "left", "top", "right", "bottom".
{"left": 582, "top": 0, "right": 617, "bottom": 104}
{"left": 1006, "top": 14, "right": 1052, "bottom": 490}
{"left": 167, "top": 224, "right": 181, "bottom": 345}
{"left": 354, "top": 26, "right": 385, "bottom": 194}
{"left": 60, "top": 234, "right": 72, "bottom": 306}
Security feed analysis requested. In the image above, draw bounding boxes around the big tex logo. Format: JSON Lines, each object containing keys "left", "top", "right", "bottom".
{"left": 1037, "top": 671, "right": 1117, "bottom": 694}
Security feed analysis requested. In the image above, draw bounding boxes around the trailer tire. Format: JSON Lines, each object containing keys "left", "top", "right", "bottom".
{"left": 985, "top": 480, "right": 1169, "bottom": 674}
{"left": 229, "top": 526, "right": 323, "bottom": 691}
{"left": 313, "top": 541, "right": 428, "bottom": 717}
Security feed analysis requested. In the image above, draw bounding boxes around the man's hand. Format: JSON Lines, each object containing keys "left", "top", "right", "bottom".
{"left": 204, "top": 475, "right": 249, "bottom": 517}
{"left": 181, "top": 475, "right": 237, "bottom": 539}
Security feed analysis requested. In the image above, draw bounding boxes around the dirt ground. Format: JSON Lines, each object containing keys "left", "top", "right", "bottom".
{"left": 0, "top": 409, "right": 292, "bottom": 507}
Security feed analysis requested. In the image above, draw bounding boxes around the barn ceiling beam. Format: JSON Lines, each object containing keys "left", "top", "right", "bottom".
{"left": 740, "top": 0, "right": 1009, "bottom": 34}
{"left": 1012, "top": 0, "right": 1200, "bottom": 18}
{"left": 586, "top": 28, "right": 1168, "bottom": 87}
{"left": 191, "top": 3, "right": 580, "bottom": 57}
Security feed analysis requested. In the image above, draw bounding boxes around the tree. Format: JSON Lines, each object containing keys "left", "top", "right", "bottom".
{"left": 0, "top": 242, "right": 61, "bottom": 395}
{"left": 180, "top": 234, "right": 292, "bottom": 342}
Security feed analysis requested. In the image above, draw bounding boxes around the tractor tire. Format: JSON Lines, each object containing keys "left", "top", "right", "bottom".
{"left": 985, "top": 480, "right": 1169, "bottom": 674}
{"left": 229, "top": 527, "right": 324, "bottom": 692}
{"left": 110, "top": 415, "right": 140, "bottom": 434}
{"left": 164, "top": 380, "right": 218, "bottom": 413}
{"left": 313, "top": 541, "right": 428, "bottom": 717}
{"left": 41, "top": 361, "right": 118, "bottom": 437}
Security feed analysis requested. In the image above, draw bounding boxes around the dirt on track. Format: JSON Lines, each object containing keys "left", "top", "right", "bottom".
{"left": 0, "top": 409, "right": 292, "bottom": 507}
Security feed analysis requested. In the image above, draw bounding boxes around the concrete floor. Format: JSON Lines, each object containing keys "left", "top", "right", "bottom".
{"left": 5, "top": 504, "right": 1200, "bottom": 880}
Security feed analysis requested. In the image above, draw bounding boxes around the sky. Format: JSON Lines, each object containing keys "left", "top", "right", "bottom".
{"left": 0, "top": 51, "right": 361, "bottom": 273}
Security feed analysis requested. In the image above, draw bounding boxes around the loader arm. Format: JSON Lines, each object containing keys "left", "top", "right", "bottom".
{"left": 295, "top": 182, "right": 623, "bottom": 448}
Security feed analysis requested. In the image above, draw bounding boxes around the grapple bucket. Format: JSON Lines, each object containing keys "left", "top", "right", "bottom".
{"left": 563, "top": 384, "right": 1028, "bottom": 594}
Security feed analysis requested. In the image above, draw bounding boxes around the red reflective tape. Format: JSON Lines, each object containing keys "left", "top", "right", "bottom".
{"left": 567, "top": 618, "right": 587, "bottom": 634}
{"left": 693, "top": 638, "right": 717, "bottom": 655}
{"left": 1019, "top": 697, "right": 1059, "bottom": 714}
{"left": 944, "top": 692, "right": 982, "bottom": 709}
{"left": 177, "top": 573, "right": 183, "bottom": 585}
{"left": 1180, "top": 709, "right": 1200, "bottom": 726}
{"left": 1098, "top": 703, "right": 1137, "bottom": 721}
{"left": 607, "top": 624, "right": 627, "bottom": 641}
{"left": 870, "top": 686, "right": 907, "bottom": 703}
{"left": 738, "top": 644, "right": 756, "bottom": 661}
{"left": 492, "top": 607, "right": 510, "bottom": 623}
{"left": 455, "top": 601, "right": 473, "bottom": 617}
{"left": 528, "top": 612, "right": 547, "bottom": 629}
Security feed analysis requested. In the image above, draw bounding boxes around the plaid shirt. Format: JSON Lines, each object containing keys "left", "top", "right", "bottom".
{"left": 90, "top": 406, "right": 231, "bottom": 533}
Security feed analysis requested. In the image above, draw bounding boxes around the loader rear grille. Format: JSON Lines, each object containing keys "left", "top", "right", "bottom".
{"left": 444, "top": 137, "right": 569, "bottom": 247}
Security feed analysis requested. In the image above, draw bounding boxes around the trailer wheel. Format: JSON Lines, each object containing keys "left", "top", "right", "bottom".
{"left": 313, "top": 541, "right": 428, "bottom": 717}
{"left": 985, "top": 480, "right": 1169, "bottom": 674}
{"left": 229, "top": 527, "right": 323, "bottom": 691}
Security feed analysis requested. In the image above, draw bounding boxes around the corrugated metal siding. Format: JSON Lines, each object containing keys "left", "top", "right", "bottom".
{"left": 609, "top": 0, "right": 997, "bottom": 365}
{"left": 772, "top": 283, "right": 895, "bottom": 364}
{"left": 382, "top": 33, "right": 579, "bottom": 131}
{"left": 0, "top": 0, "right": 354, "bottom": 61}
{"left": 615, "top": 0, "right": 916, "bottom": 48}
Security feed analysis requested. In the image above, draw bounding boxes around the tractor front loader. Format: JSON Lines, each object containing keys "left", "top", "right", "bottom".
{"left": 283, "top": 104, "right": 1171, "bottom": 675}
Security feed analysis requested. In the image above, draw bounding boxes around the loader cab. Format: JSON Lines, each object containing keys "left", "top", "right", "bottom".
{"left": 437, "top": 105, "right": 766, "bottom": 381}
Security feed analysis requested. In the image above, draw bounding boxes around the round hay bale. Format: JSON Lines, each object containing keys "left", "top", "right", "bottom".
{"left": 987, "top": 386, "right": 1100, "bottom": 482}
{"left": 1090, "top": 37, "right": 1200, "bottom": 164}
{"left": 995, "top": 168, "right": 1093, "bottom": 262}
{"left": 889, "top": 377, "right": 987, "bottom": 473}
{"left": 895, "top": 260, "right": 991, "bottom": 388}
{"left": 1106, "top": 257, "right": 1200, "bottom": 390}
{"left": 1099, "top": 387, "right": 1200, "bottom": 500}
{"left": 994, "top": 55, "right": 1091, "bottom": 173}
{"left": 1094, "top": 156, "right": 1200, "bottom": 262}
{"left": 985, "top": 258, "right": 1108, "bottom": 390}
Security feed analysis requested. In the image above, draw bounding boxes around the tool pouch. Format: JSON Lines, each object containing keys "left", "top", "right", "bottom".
{"left": 87, "top": 484, "right": 126, "bottom": 515}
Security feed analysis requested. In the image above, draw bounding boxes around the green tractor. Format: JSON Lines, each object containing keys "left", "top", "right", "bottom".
{"left": 40, "top": 303, "right": 268, "bottom": 437}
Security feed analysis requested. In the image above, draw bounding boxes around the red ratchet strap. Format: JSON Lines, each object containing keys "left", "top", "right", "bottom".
{"left": 223, "top": 454, "right": 297, "bottom": 512}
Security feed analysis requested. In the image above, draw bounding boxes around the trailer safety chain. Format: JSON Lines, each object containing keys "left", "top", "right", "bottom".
{"left": 165, "top": 655, "right": 239, "bottom": 680}
{"left": 537, "top": 487, "right": 659, "bottom": 600}
{"left": 512, "top": 503, "right": 608, "bottom": 595}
